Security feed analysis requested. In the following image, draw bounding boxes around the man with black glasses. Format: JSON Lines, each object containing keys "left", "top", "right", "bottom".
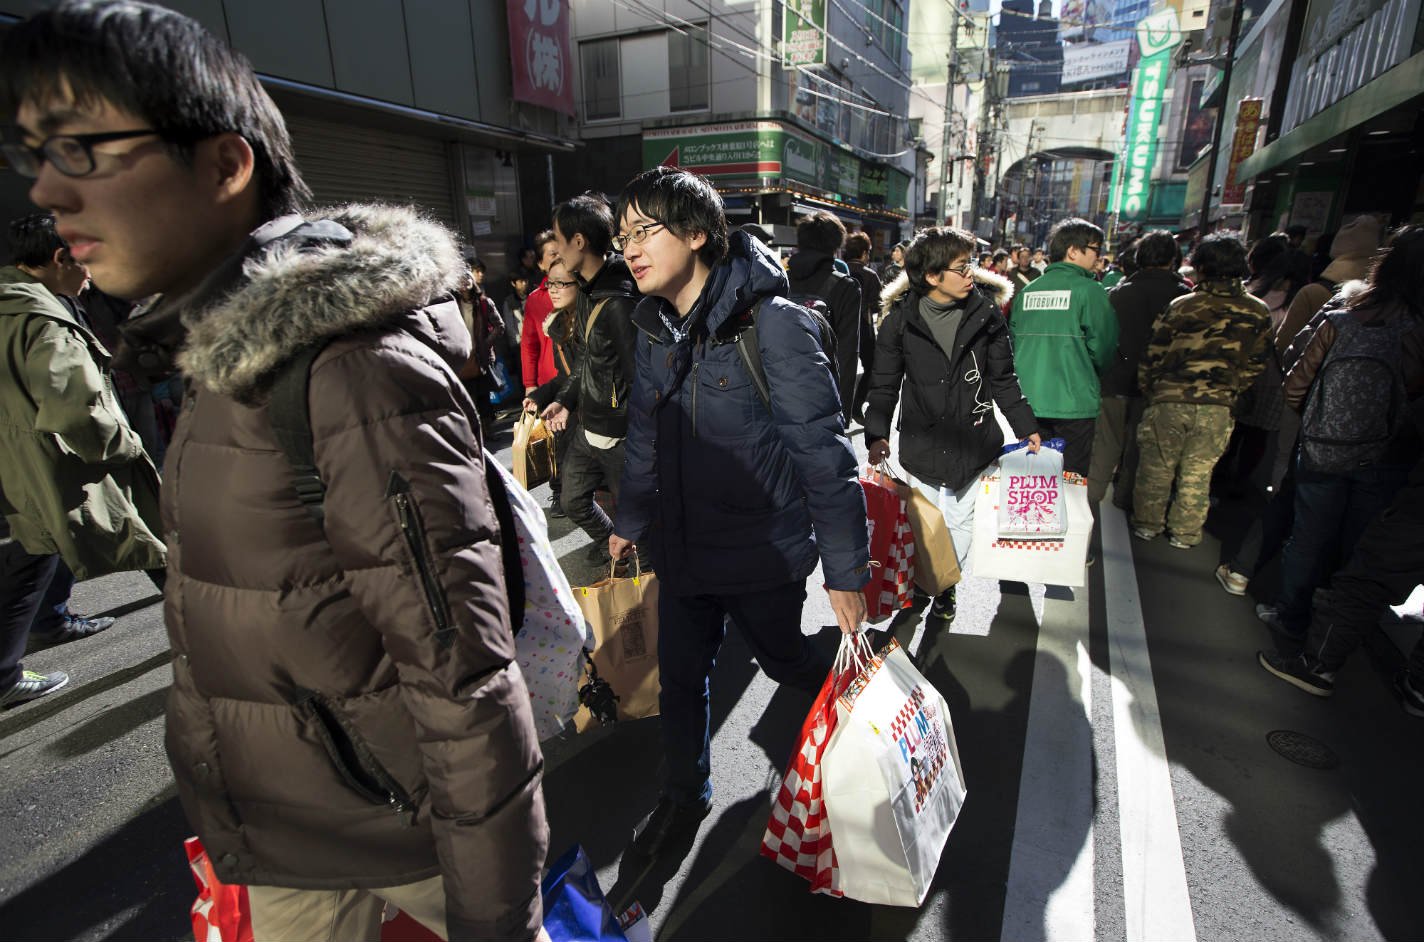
{"left": 1009, "top": 218, "right": 1120, "bottom": 477}
{"left": 541, "top": 194, "right": 640, "bottom": 569}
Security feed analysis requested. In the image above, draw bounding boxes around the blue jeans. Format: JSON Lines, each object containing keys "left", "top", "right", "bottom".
{"left": 0, "top": 544, "right": 73, "bottom": 688}
{"left": 658, "top": 580, "right": 828, "bottom": 806}
{"left": 1274, "top": 462, "right": 1410, "bottom": 640}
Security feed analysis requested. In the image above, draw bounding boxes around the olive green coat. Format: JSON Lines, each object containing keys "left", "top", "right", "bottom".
{"left": 0, "top": 266, "right": 164, "bottom": 578}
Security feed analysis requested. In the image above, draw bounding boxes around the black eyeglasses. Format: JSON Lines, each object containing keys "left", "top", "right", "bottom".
{"left": 944, "top": 261, "right": 977, "bottom": 278}
{"left": 1, "top": 128, "right": 164, "bottom": 178}
{"left": 1084, "top": 243, "right": 1102, "bottom": 255}
{"left": 547, "top": 279, "right": 577, "bottom": 289}
{"left": 612, "top": 222, "right": 667, "bottom": 253}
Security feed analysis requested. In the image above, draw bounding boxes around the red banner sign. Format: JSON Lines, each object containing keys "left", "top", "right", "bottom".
{"left": 1221, "top": 98, "right": 1262, "bottom": 206}
{"left": 507, "top": 0, "right": 574, "bottom": 115}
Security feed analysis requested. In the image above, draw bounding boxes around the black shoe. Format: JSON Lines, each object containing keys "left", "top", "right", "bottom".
{"left": 627, "top": 797, "right": 712, "bottom": 859}
{"left": 28, "top": 613, "right": 115, "bottom": 648}
{"left": 546, "top": 495, "right": 567, "bottom": 519}
{"left": 928, "top": 587, "right": 956, "bottom": 621}
{"left": 1258, "top": 650, "right": 1335, "bottom": 697}
{"left": 586, "top": 542, "right": 611, "bottom": 566}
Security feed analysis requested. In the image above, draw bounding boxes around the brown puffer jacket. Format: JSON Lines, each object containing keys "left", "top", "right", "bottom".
{"left": 144, "top": 206, "right": 546, "bottom": 941}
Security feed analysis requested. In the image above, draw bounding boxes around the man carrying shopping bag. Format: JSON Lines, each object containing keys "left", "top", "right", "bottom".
{"left": 866, "top": 226, "right": 1040, "bottom": 633}
{"left": 608, "top": 167, "right": 871, "bottom": 860}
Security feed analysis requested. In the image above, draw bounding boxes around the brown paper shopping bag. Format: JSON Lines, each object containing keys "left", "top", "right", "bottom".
{"left": 512, "top": 411, "right": 557, "bottom": 489}
{"left": 867, "top": 465, "right": 960, "bottom": 596}
{"left": 573, "top": 557, "right": 660, "bottom": 730}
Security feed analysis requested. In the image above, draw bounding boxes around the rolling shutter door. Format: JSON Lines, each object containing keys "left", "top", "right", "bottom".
{"left": 286, "top": 114, "right": 459, "bottom": 229}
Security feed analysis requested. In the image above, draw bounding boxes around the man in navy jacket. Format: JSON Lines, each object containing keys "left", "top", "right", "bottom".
{"left": 609, "top": 167, "right": 870, "bottom": 860}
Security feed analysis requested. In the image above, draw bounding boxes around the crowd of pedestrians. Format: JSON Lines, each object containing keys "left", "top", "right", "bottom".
{"left": 0, "top": 3, "right": 1421, "bottom": 940}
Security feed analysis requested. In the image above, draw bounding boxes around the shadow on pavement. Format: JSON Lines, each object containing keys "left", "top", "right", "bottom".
{"left": 46, "top": 685, "right": 170, "bottom": 760}
{"left": 0, "top": 790, "right": 191, "bottom": 942}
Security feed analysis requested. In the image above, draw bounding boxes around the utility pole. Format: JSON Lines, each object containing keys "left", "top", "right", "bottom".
{"left": 939, "top": 3, "right": 961, "bottom": 226}
{"left": 1197, "top": 0, "right": 1244, "bottom": 234}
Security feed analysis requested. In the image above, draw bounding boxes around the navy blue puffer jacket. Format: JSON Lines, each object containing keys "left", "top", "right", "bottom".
{"left": 614, "top": 233, "right": 870, "bottom": 596}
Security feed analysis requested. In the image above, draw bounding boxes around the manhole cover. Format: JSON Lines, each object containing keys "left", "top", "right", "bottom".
{"left": 1266, "top": 730, "right": 1340, "bottom": 770}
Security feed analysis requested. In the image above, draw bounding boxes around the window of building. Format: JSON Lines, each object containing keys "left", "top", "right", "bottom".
{"left": 581, "top": 38, "right": 620, "bottom": 120}
{"left": 668, "top": 23, "right": 710, "bottom": 112}
{"left": 865, "top": 0, "right": 904, "bottom": 61}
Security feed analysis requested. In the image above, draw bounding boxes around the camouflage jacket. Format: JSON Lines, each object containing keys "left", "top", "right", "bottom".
{"left": 1139, "top": 279, "right": 1273, "bottom": 407}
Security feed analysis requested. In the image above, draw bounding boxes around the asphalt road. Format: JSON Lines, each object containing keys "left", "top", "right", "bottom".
{"left": 2, "top": 417, "right": 1422, "bottom": 942}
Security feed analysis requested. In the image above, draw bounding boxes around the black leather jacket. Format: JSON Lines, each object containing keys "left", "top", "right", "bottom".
{"left": 554, "top": 255, "right": 640, "bottom": 438}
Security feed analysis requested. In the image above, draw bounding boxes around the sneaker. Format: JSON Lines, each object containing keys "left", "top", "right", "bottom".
{"left": 585, "top": 542, "right": 612, "bottom": 567}
{"left": 1131, "top": 526, "right": 1159, "bottom": 541}
{"left": 0, "top": 669, "right": 70, "bottom": 707}
{"left": 1167, "top": 535, "right": 1194, "bottom": 549}
{"left": 627, "top": 796, "right": 712, "bottom": 859}
{"left": 1215, "top": 565, "right": 1249, "bottom": 596}
{"left": 928, "top": 587, "right": 956, "bottom": 621}
{"left": 1395, "top": 673, "right": 1424, "bottom": 718}
{"left": 29, "top": 613, "right": 115, "bottom": 647}
{"left": 1256, "top": 604, "right": 1285, "bottom": 632}
{"left": 1258, "top": 651, "right": 1335, "bottom": 697}
{"left": 546, "top": 495, "right": 567, "bottom": 519}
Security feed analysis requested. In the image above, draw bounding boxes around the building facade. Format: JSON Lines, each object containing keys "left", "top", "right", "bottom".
{"left": 565, "top": 0, "right": 916, "bottom": 254}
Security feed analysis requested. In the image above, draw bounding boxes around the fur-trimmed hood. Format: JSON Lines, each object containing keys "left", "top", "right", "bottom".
{"left": 176, "top": 204, "right": 468, "bottom": 401}
{"left": 879, "top": 267, "right": 1015, "bottom": 320}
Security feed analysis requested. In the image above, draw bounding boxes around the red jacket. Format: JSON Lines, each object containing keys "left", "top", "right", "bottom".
{"left": 521, "top": 280, "right": 556, "bottom": 388}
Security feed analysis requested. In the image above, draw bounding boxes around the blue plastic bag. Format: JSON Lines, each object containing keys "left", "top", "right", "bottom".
{"left": 541, "top": 846, "right": 627, "bottom": 942}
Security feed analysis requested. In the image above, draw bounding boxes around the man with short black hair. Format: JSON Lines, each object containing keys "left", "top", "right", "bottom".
{"left": 609, "top": 165, "right": 869, "bottom": 859}
{"left": 868, "top": 227, "right": 1040, "bottom": 627}
{"left": 787, "top": 211, "right": 861, "bottom": 423}
{"left": 1, "top": 4, "right": 546, "bottom": 938}
{"left": 843, "top": 230, "right": 881, "bottom": 423}
{"left": 1, "top": 212, "right": 161, "bottom": 706}
{"left": 1008, "top": 242, "right": 1038, "bottom": 292}
{"left": 1089, "top": 229, "right": 1190, "bottom": 508}
{"left": 542, "top": 194, "right": 641, "bottom": 567}
{"left": 1009, "top": 218, "right": 1120, "bottom": 476}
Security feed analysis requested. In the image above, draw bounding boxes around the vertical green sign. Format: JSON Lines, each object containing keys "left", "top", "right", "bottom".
{"left": 782, "top": 0, "right": 827, "bottom": 68}
{"left": 1110, "top": 10, "right": 1181, "bottom": 220}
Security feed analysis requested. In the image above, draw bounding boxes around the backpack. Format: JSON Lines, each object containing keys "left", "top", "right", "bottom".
{"left": 729, "top": 296, "right": 838, "bottom": 413}
{"left": 267, "top": 337, "right": 590, "bottom": 738}
{"left": 1299, "top": 307, "right": 1416, "bottom": 472}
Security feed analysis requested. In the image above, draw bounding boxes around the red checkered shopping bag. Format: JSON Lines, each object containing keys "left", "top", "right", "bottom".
{"left": 860, "top": 472, "right": 916, "bottom": 623}
{"left": 185, "top": 837, "right": 253, "bottom": 942}
{"left": 762, "top": 635, "right": 873, "bottom": 895}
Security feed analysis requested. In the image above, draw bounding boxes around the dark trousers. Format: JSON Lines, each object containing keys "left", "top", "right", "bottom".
{"left": 659, "top": 580, "right": 829, "bottom": 805}
{"left": 1301, "top": 461, "right": 1424, "bottom": 672}
{"left": 1087, "top": 396, "right": 1145, "bottom": 507}
{"left": 1035, "top": 416, "right": 1097, "bottom": 477}
{"left": 0, "top": 545, "right": 72, "bottom": 689}
{"left": 560, "top": 427, "right": 625, "bottom": 548}
{"left": 1273, "top": 462, "right": 1410, "bottom": 638}
{"left": 1228, "top": 465, "right": 1296, "bottom": 577}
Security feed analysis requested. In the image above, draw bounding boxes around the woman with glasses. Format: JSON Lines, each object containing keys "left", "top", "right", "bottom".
{"left": 522, "top": 260, "right": 584, "bottom": 510}
{"left": 866, "top": 226, "right": 1041, "bottom": 638}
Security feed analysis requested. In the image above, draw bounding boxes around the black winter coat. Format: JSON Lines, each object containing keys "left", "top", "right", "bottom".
{"left": 555, "top": 256, "right": 640, "bottom": 438}
{"left": 615, "top": 233, "right": 870, "bottom": 596}
{"left": 788, "top": 249, "right": 862, "bottom": 422}
{"left": 866, "top": 272, "right": 1038, "bottom": 491}
{"left": 1103, "top": 268, "right": 1192, "bottom": 397}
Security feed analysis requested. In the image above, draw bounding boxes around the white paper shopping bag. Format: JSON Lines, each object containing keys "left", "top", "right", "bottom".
{"left": 820, "top": 639, "right": 966, "bottom": 907}
{"left": 997, "top": 441, "right": 1068, "bottom": 539}
{"left": 971, "top": 470, "right": 1092, "bottom": 587}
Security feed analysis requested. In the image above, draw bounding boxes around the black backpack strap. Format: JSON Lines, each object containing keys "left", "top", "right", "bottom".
{"left": 735, "top": 297, "right": 772, "bottom": 413}
{"left": 269, "top": 343, "right": 330, "bottom": 525}
{"left": 480, "top": 456, "right": 527, "bottom": 636}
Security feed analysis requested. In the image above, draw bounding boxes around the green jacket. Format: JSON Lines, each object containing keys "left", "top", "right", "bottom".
{"left": 1139, "top": 279, "right": 1272, "bottom": 407}
{"left": 0, "top": 266, "right": 164, "bottom": 578}
{"left": 1009, "top": 261, "right": 1120, "bottom": 419}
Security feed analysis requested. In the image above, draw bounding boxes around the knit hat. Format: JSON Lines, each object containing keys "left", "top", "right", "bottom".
{"left": 1321, "top": 215, "right": 1382, "bottom": 283}
{"left": 1331, "top": 215, "right": 1382, "bottom": 259}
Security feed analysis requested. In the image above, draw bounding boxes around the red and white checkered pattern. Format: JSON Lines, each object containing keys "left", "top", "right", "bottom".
{"left": 762, "top": 669, "right": 847, "bottom": 896}
{"left": 886, "top": 683, "right": 928, "bottom": 741}
{"left": 861, "top": 475, "right": 917, "bottom": 623}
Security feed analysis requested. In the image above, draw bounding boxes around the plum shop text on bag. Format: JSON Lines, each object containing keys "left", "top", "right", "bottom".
{"left": 997, "top": 439, "right": 1067, "bottom": 539}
